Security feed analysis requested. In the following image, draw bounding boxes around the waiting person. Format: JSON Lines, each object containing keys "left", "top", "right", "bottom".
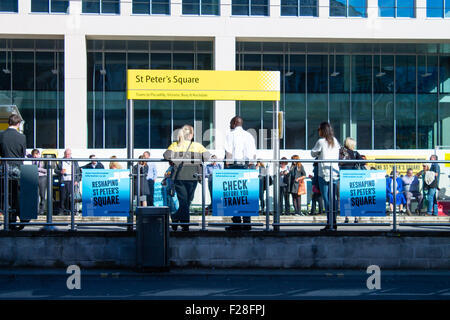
{"left": 419, "top": 164, "right": 439, "bottom": 216}
{"left": 256, "top": 161, "right": 271, "bottom": 213}
{"left": 0, "top": 114, "right": 29, "bottom": 230}
{"left": 224, "top": 116, "right": 257, "bottom": 231}
{"left": 31, "top": 149, "right": 47, "bottom": 215}
{"left": 311, "top": 122, "right": 340, "bottom": 231}
{"left": 430, "top": 155, "right": 440, "bottom": 189}
{"left": 279, "top": 157, "right": 290, "bottom": 215}
{"left": 109, "top": 156, "right": 122, "bottom": 169}
{"left": 163, "top": 124, "right": 210, "bottom": 232}
{"left": 82, "top": 154, "right": 104, "bottom": 170}
{"left": 308, "top": 158, "right": 323, "bottom": 216}
{"left": 287, "top": 155, "right": 307, "bottom": 216}
{"left": 402, "top": 168, "right": 424, "bottom": 215}
{"left": 339, "top": 137, "right": 363, "bottom": 223}
{"left": 206, "top": 155, "right": 222, "bottom": 210}
{"left": 55, "top": 148, "right": 81, "bottom": 215}
{"left": 161, "top": 161, "right": 177, "bottom": 214}
{"left": 386, "top": 170, "right": 406, "bottom": 213}
{"left": 133, "top": 155, "right": 150, "bottom": 207}
{"left": 143, "top": 151, "right": 157, "bottom": 206}
{"left": 339, "top": 137, "right": 364, "bottom": 170}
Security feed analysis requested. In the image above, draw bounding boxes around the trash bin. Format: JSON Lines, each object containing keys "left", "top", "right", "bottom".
{"left": 136, "top": 206, "right": 170, "bottom": 271}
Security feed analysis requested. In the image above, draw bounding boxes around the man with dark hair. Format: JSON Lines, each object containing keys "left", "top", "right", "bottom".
{"left": 0, "top": 114, "right": 28, "bottom": 230}
{"left": 82, "top": 154, "right": 104, "bottom": 170}
{"left": 224, "top": 116, "right": 257, "bottom": 231}
{"left": 31, "top": 149, "right": 48, "bottom": 214}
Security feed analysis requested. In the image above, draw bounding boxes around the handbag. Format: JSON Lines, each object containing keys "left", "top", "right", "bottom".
{"left": 297, "top": 178, "right": 306, "bottom": 195}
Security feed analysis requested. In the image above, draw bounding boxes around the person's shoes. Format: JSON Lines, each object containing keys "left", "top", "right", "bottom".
{"left": 225, "top": 225, "right": 242, "bottom": 231}
{"left": 415, "top": 208, "right": 421, "bottom": 215}
{"left": 354, "top": 218, "right": 359, "bottom": 223}
{"left": 171, "top": 224, "right": 178, "bottom": 231}
{"left": 344, "top": 217, "right": 349, "bottom": 223}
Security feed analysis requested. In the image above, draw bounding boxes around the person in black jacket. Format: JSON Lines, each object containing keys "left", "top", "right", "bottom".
{"left": 81, "top": 154, "right": 105, "bottom": 170}
{"left": 0, "top": 114, "right": 28, "bottom": 230}
{"left": 287, "top": 155, "right": 307, "bottom": 215}
{"left": 55, "top": 148, "right": 81, "bottom": 215}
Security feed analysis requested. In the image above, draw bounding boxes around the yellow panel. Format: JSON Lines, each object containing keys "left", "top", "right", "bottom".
{"left": 365, "top": 155, "right": 427, "bottom": 175}
{"left": 445, "top": 153, "right": 450, "bottom": 168}
{"left": 127, "top": 70, "right": 280, "bottom": 101}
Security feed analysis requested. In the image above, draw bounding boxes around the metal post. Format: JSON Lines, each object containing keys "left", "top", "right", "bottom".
{"left": 137, "top": 162, "right": 141, "bottom": 207}
{"left": 127, "top": 99, "right": 134, "bottom": 231}
{"left": 70, "top": 160, "right": 75, "bottom": 231}
{"left": 41, "top": 160, "right": 56, "bottom": 231}
{"left": 273, "top": 101, "right": 280, "bottom": 231}
{"left": 3, "top": 163, "right": 9, "bottom": 231}
{"left": 265, "top": 164, "right": 270, "bottom": 231}
{"left": 392, "top": 165, "right": 397, "bottom": 232}
{"left": 329, "top": 162, "right": 335, "bottom": 231}
{"left": 201, "top": 162, "right": 206, "bottom": 231}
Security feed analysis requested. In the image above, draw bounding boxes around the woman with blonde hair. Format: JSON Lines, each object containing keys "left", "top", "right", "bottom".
{"left": 287, "top": 155, "right": 307, "bottom": 215}
{"left": 109, "top": 156, "right": 122, "bottom": 169}
{"left": 163, "top": 125, "right": 210, "bottom": 231}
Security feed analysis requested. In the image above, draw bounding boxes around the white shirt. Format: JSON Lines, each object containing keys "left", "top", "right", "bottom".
{"left": 311, "top": 137, "right": 340, "bottom": 181}
{"left": 224, "top": 126, "right": 257, "bottom": 162}
{"left": 62, "top": 161, "right": 72, "bottom": 181}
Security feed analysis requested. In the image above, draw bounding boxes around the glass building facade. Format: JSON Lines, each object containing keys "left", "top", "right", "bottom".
{"left": 87, "top": 40, "right": 214, "bottom": 149}
{"left": 427, "top": 0, "right": 450, "bottom": 17}
{"left": 0, "top": 39, "right": 65, "bottom": 149}
{"left": 236, "top": 42, "right": 450, "bottom": 150}
{"left": 280, "top": 0, "right": 318, "bottom": 16}
{"left": 378, "top": 0, "right": 415, "bottom": 17}
{"left": 232, "top": 0, "right": 269, "bottom": 16}
{"left": 82, "top": 0, "right": 120, "bottom": 14}
{"left": 330, "top": 0, "right": 367, "bottom": 17}
{"left": 182, "top": 0, "right": 220, "bottom": 15}
{"left": 31, "top": 0, "right": 69, "bottom": 13}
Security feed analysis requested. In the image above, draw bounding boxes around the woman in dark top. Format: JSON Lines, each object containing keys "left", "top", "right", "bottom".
{"left": 287, "top": 155, "right": 307, "bottom": 215}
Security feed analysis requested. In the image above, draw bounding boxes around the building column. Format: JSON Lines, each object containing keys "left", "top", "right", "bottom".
{"left": 367, "top": 0, "right": 378, "bottom": 18}
{"left": 221, "top": 0, "right": 232, "bottom": 16}
{"left": 18, "top": 0, "right": 30, "bottom": 14}
{"left": 214, "top": 36, "right": 236, "bottom": 152}
{"left": 171, "top": 0, "right": 182, "bottom": 16}
{"left": 64, "top": 2, "right": 87, "bottom": 149}
{"left": 416, "top": 0, "right": 427, "bottom": 19}
{"left": 318, "top": 0, "right": 329, "bottom": 18}
{"left": 271, "top": 0, "right": 281, "bottom": 18}
{"left": 121, "top": 0, "right": 132, "bottom": 16}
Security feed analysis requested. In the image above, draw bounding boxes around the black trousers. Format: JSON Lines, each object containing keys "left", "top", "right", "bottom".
{"left": 147, "top": 179, "right": 155, "bottom": 206}
{"left": 311, "top": 192, "right": 323, "bottom": 215}
{"left": 60, "top": 181, "right": 73, "bottom": 212}
{"left": 173, "top": 180, "right": 198, "bottom": 223}
{"left": 38, "top": 176, "right": 47, "bottom": 211}
{"left": 280, "top": 186, "right": 290, "bottom": 214}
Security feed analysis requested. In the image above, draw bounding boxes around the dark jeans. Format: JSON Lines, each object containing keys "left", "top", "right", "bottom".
{"left": 173, "top": 180, "right": 198, "bottom": 223}
{"left": 318, "top": 176, "right": 338, "bottom": 227}
{"left": 146, "top": 179, "right": 155, "bottom": 206}
{"left": 280, "top": 186, "right": 290, "bottom": 214}
{"left": 311, "top": 192, "right": 323, "bottom": 215}
{"left": 60, "top": 181, "right": 73, "bottom": 212}
{"left": 38, "top": 176, "right": 47, "bottom": 212}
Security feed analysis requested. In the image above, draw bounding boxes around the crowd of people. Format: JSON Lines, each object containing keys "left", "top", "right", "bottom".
{"left": 0, "top": 114, "right": 444, "bottom": 232}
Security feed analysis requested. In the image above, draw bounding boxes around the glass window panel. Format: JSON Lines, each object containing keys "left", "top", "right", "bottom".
{"left": 202, "top": 0, "right": 220, "bottom": 15}
{"left": 307, "top": 55, "right": 328, "bottom": 148}
{"left": 150, "top": 101, "right": 172, "bottom": 148}
{"left": 87, "top": 52, "right": 104, "bottom": 148}
{"left": 102, "top": 0, "right": 120, "bottom": 14}
{"left": 330, "top": 55, "right": 350, "bottom": 146}
{"left": 439, "top": 94, "right": 450, "bottom": 147}
{"left": 31, "top": 0, "right": 49, "bottom": 12}
{"left": 133, "top": 0, "right": 151, "bottom": 14}
{"left": 232, "top": 0, "right": 250, "bottom": 15}
{"left": 378, "top": 0, "right": 395, "bottom": 17}
{"left": 196, "top": 53, "right": 213, "bottom": 70}
{"left": 104, "top": 53, "right": 126, "bottom": 148}
{"left": 281, "top": 0, "right": 298, "bottom": 16}
{"left": 0, "top": 0, "right": 18, "bottom": 12}
{"left": 374, "top": 55, "right": 394, "bottom": 149}
{"left": 237, "top": 101, "right": 262, "bottom": 148}
{"left": 348, "top": 0, "right": 367, "bottom": 17}
{"left": 12, "top": 39, "right": 35, "bottom": 50}
{"left": 151, "top": 53, "right": 171, "bottom": 69}
{"left": 12, "top": 52, "right": 34, "bottom": 148}
{"left": 173, "top": 101, "right": 195, "bottom": 141}
{"left": 397, "top": 0, "right": 415, "bottom": 17}
{"left": 351, "top": 55, "right": 372, "bottom": 150}
{"left": 183, "top": 0, "right": 200, "bottom": 14}
{"left": 427, "top": 0, "right": 443, "bottom": 17}
{"left": 36, "top": 52, "right": 58, "bottom": 148}
{"left": 153, "top": 0, "right": 170, "bottom": 14}
{"left": 300, "top": 0, "right": 318, "bottom": 16}
{"left": 285, "top": 55, "right": 306, "bottom": 149}
{"left": 251, "top": 0, "right": 269, "bottom": 15}
{"left": 330, "top": 0, "right": 347, "bottom": 16}
{"left": 446, "top": 0, "right": 450, "bottom": 17}
{"left": 173, "top": 41, "right": 195, "bottom": 51}
{"left": 83, "top": 0, "right": 100, "bottom": 13}
{"left": 196, "top": 101, "right": 214, "bottom": 148}
{"left": 173, "top": 53, "right": 195, "bottom": 69}
{"left": 58, "top": 52, "right": 64, "bottom": 149}
{"left": 51, "top": 0, "right": 69, "bottom": 13}
{"left": 0, "top": 52, "right": 12, "bottom": 102}
{"left": 151, "top": 41, "right": 171, "bottom": 51}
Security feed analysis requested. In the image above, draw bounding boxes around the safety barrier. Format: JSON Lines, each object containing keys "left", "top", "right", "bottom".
{"left": 0, "top": 157, "right": 449, "bottom": 232}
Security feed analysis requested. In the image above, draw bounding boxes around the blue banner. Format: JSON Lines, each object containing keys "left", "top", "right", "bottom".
{"left": 212, "top": 169, "right": 260, "bottom": 216}
{"left": 340, "top": 170, "right": 386, "bottom": 217}
{"left": 82, "top": 169, "right": 130, "bottom": 217}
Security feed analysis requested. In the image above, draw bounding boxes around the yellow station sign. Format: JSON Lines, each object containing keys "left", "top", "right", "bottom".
{"left": 127, "top": 70, "right": 280, "bottom": 101}
{"left": 365, "top": 155, "right": 427, "bottom": 176}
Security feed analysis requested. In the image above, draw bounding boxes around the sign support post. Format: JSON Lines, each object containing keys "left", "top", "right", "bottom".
{"left": 127, "top": 99, "right": 134, "bottom": 232}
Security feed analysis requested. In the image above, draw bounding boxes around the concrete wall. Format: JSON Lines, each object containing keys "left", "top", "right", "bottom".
{"left": 0, "top": 231, "right": 449, "bottom": 269}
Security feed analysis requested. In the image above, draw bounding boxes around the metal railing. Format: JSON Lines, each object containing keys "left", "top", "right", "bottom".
{"left": 0, "top": 157, "right": 449, "bottom": 232}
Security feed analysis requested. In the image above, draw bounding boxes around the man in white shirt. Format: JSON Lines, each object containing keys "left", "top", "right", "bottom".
{"left": 55, "top": 148, "right": 80, "bottom": 215}
{"left": 224, "top": 116, "right": 257, "bottom": 231}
